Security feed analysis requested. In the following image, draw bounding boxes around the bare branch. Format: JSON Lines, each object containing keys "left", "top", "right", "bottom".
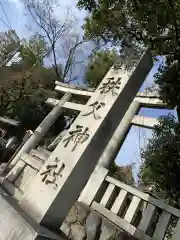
{"left": 21, "top": 0, "right": 73, "bottom": 81}
{"left": 21, "top": 0, "right": 91, "bottom": 83}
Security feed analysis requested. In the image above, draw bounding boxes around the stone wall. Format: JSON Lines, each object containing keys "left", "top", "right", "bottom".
{"left": 60, "top": 202, "right": 136, "bottom": 240}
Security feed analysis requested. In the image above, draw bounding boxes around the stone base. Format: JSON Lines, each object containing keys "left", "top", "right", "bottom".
{"left": 0, "top": 192, "right": 67, "bottom": 240}
{"left": 62, "top": 201, "right": 136, "bottom": 240}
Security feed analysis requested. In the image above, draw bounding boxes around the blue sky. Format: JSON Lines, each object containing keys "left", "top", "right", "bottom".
{"left": 0, "top": 0, "right": 27, "bottom": 37}
{"left": 0, "top": 0, "right": 87, "bottom": 37}
{"left": 0, "top": 0, "right": 176, "bottom": 180}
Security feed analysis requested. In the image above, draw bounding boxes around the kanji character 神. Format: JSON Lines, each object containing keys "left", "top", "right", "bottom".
{"left": 63, "top": 125, "right": 90, "bottom": 151}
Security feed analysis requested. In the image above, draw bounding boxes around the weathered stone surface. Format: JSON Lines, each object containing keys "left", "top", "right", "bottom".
{"left": 70, "top": 223, "right": 86, "bottom": 240}
{"left": 115, "top": 231, "right": 136, "bottom": 240}
{"left": 76, "top": 202, "right": 90, "bottom": 224}
{"left": 66, "top": 205, "right": 78, "bottom": 224}
{"left": 86, "top": 211, "right": 101, "bottom": 240}
{"left": 60, "top": 221, "right": 70, "bottom": 237}
{"left": 65, "top": 202, "right": 135, "bottom": 240}
{"left": 99, "top": 219, "right": 117, "bottom": 240}
{"left": 0, "top": 163, "right": 7, "bottom": 175}
{"left": 0, "top": 193, "right": 67, "bottom": 240}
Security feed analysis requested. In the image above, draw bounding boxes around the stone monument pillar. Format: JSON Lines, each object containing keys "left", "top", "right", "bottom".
{"left": 19, "top": 50, "right": 153, "bottom": 231}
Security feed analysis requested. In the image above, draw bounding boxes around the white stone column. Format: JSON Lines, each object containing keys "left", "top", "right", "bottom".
{"left": 98, "top": 101, "right": 140, "bottom": 168}
{"left": 9, "top": 93, "right": 71, "bottom": 168}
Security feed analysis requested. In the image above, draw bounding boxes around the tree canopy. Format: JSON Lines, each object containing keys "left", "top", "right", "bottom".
{"left": 77, "top": 0, "right": 180, "bottom": 116}
{"left": 77, "top": 0, "right": 177, "bottom": 55}
{"left": 85, "top": 50, "right": 117, "bottom": 88}
{"left": 20, "top": 34, "right": 48, "bottom": 69}
{"left": 139, "top": 115, "right": 180, "bottom": 206}
{"left": 0, "top": 32, "right": 59, "bottom": 135}
{"left": 0, "top": 30, "right": 20, "bottom": 65}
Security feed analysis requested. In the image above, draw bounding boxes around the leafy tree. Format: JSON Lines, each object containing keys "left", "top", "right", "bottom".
{"left": 139, "top": 114, "right": 180, "bottom": 206}
{"left": 154, "top": 57, "right": 180, "bottom": 120}
{"left": 85, "top": 50, "right": 117, "bottom": 88}
{"left": 77, "top": 0, "right": 180, "bottom": 117}
{"left": 0, "top": 30, "right": 20, "bottom": 63}
{"left": 111, "top": 163, "right": 135, "bottom": 186}
{"left": 20, "top": 34, "right": 48, "bottom": 69}
{"left": 0, "top": 67, "right": 56, "bottom": 131}
{"left": 77, "top": 0, "right": 179, "bottom": 55}
{"left": 0, "top": 33, "right": 60, "bottom": 136}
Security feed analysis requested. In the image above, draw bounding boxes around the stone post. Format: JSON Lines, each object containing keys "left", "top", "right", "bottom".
{"left": 98, "top": 101, "right": 140, "bottom": 168}
{"left": 9, "top": 93, "right": 71, "bottom": 168}
{"left": 19, "top": 50, "right": 153, "bottom": 231}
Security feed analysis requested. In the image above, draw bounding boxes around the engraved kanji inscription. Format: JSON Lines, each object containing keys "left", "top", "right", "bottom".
{"left": 99, "top": 77, "right": 121, "bottom": 95}
{"left": 63, "top": 125, "right": 90, "bottom": 151}
{"left": 41, "top": 161, "right": 65, "bottom": 188}
{"left": 82, "top": 101, "right": 105, "bottom": 120}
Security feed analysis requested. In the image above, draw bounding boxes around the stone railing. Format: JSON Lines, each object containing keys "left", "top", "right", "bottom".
{"left": 80, "top": 168, "right": 180, "bottom": 240}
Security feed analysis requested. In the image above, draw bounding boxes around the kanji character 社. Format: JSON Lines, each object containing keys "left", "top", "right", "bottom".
{"left": 40, "top": 162, "right": 65, "bottom": 188}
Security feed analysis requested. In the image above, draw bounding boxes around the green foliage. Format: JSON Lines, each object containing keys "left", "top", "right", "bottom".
{"left": 77, "top": 0, "right": 180, "bottom": 111}
{"left": 0, "top": 30, "right": 20, "bottom": 63}
{"left": 20, "top": 34, "right": 48, "bottom": 69}
{"left": 110, "top": 163, "right": 135, "bottom": 186}
{"left": 77, "top": 0, "right": 178, "bottom": 55}
{"left": 140, "top": 114, "right": 180, "bottom": 204}
{"left": 85, "top": 50, "right": 117, "bottom": 88}
{"left": 77, "top": 0, "right": 96, "bottom": 11}
{"left": 154, "top": 57, "right": 180, "bottom": 120}
{"left": 109, "top": 162, "right": 119, "bottom": 175}
{"left": 0, "top": 32, "right": 59, "bottom": 135}
{"left": 0, "top": 66, "right": 56, "bottom": 131}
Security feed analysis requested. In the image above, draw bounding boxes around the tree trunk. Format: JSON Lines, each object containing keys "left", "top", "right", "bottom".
{"left": 52, "top": 45, "right": 61, "bottom": 81}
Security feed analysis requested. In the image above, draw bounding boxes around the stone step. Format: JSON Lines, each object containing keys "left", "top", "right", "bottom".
{"left": 2, "top": 153, "right": 44, "bottom": 200}
{"left": 20, "top": 153, "right": 44, "bottom": 171}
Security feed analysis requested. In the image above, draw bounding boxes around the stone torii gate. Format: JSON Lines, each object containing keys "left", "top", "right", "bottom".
{"left": 1, "top": 49, "right": 178, "bottom": 240}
